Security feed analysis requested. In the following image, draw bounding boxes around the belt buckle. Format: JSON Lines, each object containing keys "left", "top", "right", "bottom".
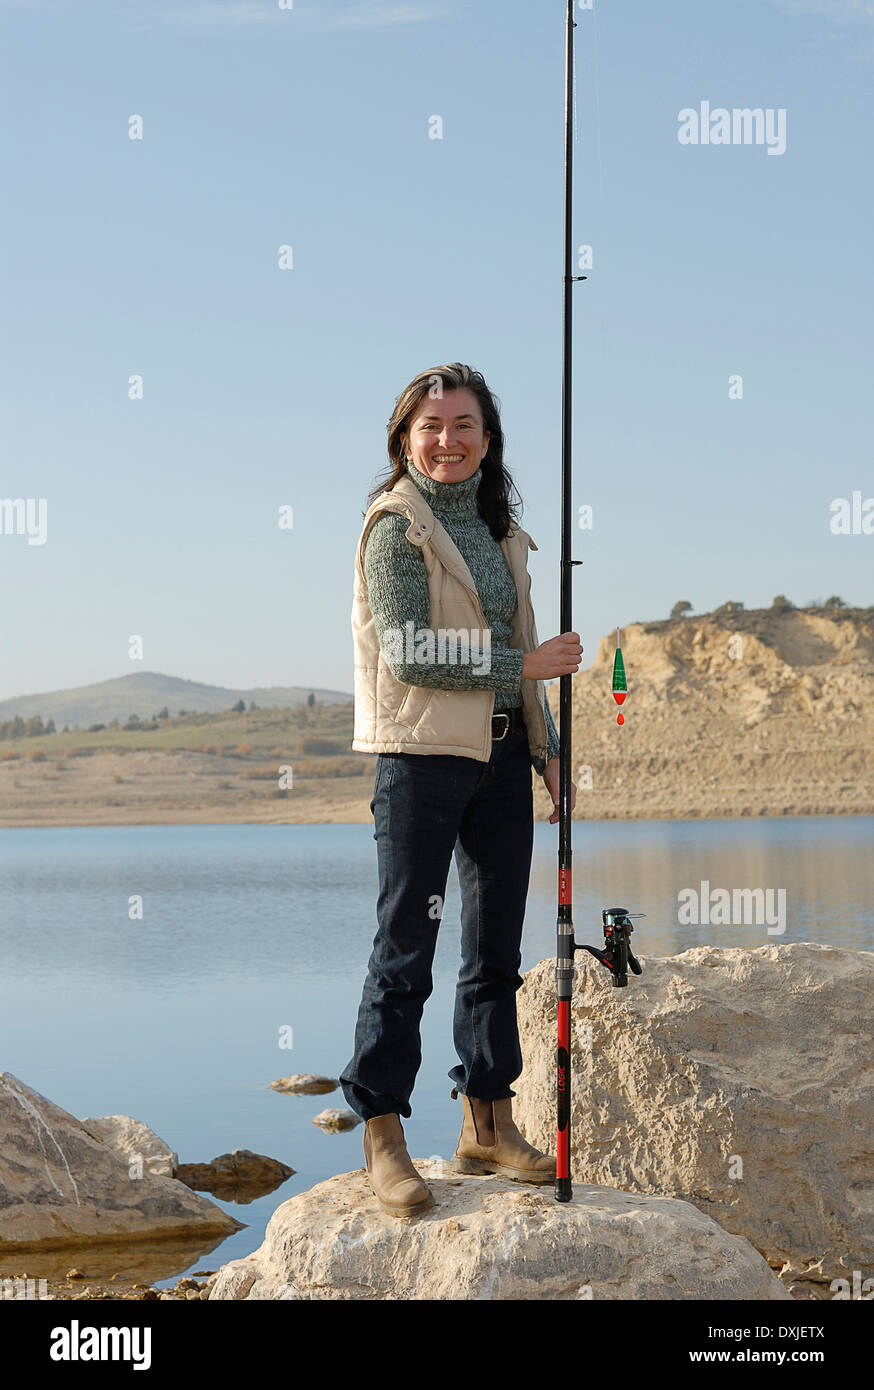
{"left": 491, "top": 713, "right": 510, "bottom": 740}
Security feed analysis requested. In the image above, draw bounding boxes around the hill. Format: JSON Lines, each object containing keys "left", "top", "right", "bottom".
{"left": 0, "top": 671, "right": 352, "bottom": 729}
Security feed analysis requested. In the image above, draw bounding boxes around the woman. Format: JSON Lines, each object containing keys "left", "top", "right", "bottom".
{"left": 340, "top": 363, "right": 581, "bottom": 1218}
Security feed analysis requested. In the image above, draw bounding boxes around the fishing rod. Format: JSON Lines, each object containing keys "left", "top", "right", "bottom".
{"left": 554, "top": 3, "right": 644, "bottom": 1205}
{"left": 555, "top": 0, "right": 582, "bottom": 1207}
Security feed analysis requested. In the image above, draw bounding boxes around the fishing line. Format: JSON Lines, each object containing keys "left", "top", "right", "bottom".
{"left": 590, "top": 0, "right": 609, "bottom": 375}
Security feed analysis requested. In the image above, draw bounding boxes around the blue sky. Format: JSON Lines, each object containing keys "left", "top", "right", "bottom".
{"left": 1, "top": 0, "right": 872, "bottom": 702}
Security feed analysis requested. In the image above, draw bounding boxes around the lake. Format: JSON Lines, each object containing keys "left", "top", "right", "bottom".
{"left": 1, "top": 816, "right": 871, "bottom": 1287}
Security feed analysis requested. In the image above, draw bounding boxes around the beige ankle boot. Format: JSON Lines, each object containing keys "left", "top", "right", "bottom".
{"left": 363, "top": 1113, "right": 434, "bottom": 1218}
{"left": 452, "top": 1092, "right": 556, "bottom": 1184}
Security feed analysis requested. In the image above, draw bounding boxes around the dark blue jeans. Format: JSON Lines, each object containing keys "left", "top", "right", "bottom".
{"left": 340, "top": 726, "right": 535, "bottom": 1121}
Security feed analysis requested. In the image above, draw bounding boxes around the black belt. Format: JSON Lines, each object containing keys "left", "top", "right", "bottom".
{"left": 491, "top": 709, "right": 525, "bottom": 740}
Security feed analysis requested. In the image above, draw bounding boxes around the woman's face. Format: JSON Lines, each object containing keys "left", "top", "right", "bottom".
{"left": 401, "top": 387, "right": 490, "bottom": 484}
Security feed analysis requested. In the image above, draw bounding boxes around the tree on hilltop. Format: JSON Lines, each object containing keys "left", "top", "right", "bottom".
{"left": 670, "top": 601, "right": 693, "bottom": 619}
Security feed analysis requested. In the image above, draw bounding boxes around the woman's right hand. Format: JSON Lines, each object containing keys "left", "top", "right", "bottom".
{"left": 522, "top": 632, "right": 583, "bottom": 680}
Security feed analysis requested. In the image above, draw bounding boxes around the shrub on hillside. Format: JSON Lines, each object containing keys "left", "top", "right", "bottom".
{"left": 297, "top": 736, "right": 344, "bottom": 756}
{"left": 300, "top": 757, "right": 368, "bottom": 778}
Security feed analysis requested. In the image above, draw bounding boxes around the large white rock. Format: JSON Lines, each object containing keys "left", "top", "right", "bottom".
{"left": 207, "top": 1162, "right": 789, "bottom": 1301}
{"left": 80, "top": 1115, "right": 178, "bottom": 1178}
{"left": 0, "top": 1073, "right": 242, "bottom": 1251}
{"left": 513, "top": 943, "right": 873, "bottom": 1291}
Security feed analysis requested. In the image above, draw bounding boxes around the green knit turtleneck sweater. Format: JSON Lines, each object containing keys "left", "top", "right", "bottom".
{"left": 362, "top": 459, "right": 560, "bottom": 772}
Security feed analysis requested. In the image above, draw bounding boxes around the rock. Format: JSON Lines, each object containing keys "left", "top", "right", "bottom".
{"left": 80, "top": 1115, "right": 179, "bottom": 1178}
{"left": 531, "top": 610, "right": 874, "bottom": 823}
{"left": 175, "top": 1149, "right": 294, "bottom": 1204}
{"left": 269, "top": 1074, "right": 338, "bottom": 1096}
{"left": 207, "top": 1162, "right": 789, "bottom": 1301}
{"left": 65, "top": 1268, "right": 85, "bottom": 1280}
{"left": 0, "top": 1073, "right": 244, "bottom": 1252}
{"left": 513, "top": 943, "right": 874, "bottom": 1292}
{"left": 311, "top": 1109, "right": 361, "bottom": 1132}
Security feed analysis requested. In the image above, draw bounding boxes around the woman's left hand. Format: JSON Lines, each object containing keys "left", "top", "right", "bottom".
{"left": 541, "top": 757, "right": 576, "bottom": 824}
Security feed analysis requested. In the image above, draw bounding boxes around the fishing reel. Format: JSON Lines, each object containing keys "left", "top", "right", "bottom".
{"left": 577, "top": 907, "right": 644, "bottom": 987}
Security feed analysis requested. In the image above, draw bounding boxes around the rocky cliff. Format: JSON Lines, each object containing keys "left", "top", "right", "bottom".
{"left": 533, "top": 605, "right": 874, "bottom": 820}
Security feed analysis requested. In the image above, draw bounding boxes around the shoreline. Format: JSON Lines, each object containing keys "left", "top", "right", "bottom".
{"left": 1, "top": 738, "right": 872, "bottom": 829}
{"left": 2, "top": 806, "right": 873, "bottom": 830}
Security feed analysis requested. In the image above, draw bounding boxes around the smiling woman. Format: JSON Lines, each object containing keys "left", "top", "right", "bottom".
{"left": 401, "top": 395, "right": 487, "bottom": 484}
{"left": 340, "top": 361, "right": 583, "bottom": 1219}
{"left": 367, "top": 365, "right": 516, "bottom": 541}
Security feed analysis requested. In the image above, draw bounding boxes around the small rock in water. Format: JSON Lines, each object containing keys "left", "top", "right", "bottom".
{"left": 66, "top": 1269, "right": 85, "bottom": 1280}
{"left": 311, "top": 1108, "right": 361, "bottom": 1132}
{"left": 176, "top": 1149, "right": 295, "bottom": 1203}
{"left": 269, "top": 1074, "right": 338, "bottom": 1096}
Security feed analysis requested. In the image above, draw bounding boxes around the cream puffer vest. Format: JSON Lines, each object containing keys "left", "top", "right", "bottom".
{"left": 351, "top": 473, "right": 549, "bottom": 765}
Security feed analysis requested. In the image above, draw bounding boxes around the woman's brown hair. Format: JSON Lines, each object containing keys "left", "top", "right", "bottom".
{"left": 365, "top": 362, "right": 522, "bottom": 542}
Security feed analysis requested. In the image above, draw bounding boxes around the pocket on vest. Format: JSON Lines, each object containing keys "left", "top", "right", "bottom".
{"left": 393, "top": 683, "right": 430, "bottom": 730}
{"left": 376, "top": 659, "right": 430, "bottom": 732}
